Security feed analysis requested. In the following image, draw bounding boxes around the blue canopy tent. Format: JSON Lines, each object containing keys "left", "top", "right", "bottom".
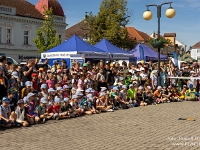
{"left": 130, "top": 44, "right": 168, "bottom": 61}
{"left": 41, "top": 34, "right": 108, "bottom": 66}
{"left": 94, "top": 38, "right": 132, "bottom": 60}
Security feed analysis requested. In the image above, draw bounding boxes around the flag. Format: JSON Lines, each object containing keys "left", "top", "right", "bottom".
{"left": 172, "top": 51, "right": 178, "bottom": 66}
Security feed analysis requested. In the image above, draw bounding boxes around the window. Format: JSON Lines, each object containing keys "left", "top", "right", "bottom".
{"left": 54, "top": 17, "right": 63, "bottom": 21}
{"left": 0, "top": 5, "right": 16, "bottom": 15}
{"left": 59, "top": 34, "right": 62, "bottom": 41}
{"left": 0, "top": 27, "right": 2, "bottom": 43}
{"left": 197, "top": 49, "right": 200, "bottom": 53}
{"left": 0, "top": 6, "right": 12, "bottom": 12}
{"left": 24, "top": 31, "right": 29, "bottom": 45}
{"left": 6, "top": 28, "right": 12, "bottom": 44}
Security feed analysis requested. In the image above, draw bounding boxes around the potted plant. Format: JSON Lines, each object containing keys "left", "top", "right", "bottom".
{"left": 149, "top": 37, "right": 171, "bottom": 48}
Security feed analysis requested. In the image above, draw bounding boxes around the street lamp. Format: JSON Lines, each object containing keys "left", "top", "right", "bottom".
{"left": 143, "top": 2, "right": 176, "bottom": 86}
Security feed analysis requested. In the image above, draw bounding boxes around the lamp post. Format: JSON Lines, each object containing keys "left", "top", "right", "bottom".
{"left": 181, "top": 48, "right": 185, "bottom": 60}
{"left": 143, "top": 2, "right": 176, "bottom": 86}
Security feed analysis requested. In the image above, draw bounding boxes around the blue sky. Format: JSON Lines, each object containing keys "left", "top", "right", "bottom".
{"left": 29, "top": 0, "right": 200, "bottom": 49}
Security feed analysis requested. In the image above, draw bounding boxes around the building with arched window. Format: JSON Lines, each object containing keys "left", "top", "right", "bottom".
{"left": 0, "top": 0, "right": 67, "bottom": 62}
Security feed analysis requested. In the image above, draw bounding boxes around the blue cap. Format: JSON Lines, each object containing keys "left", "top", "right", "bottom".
{"left": 99, "top": 92, "right": 105, "bottom": 97}
{"left": 41, "top": 84, "right": 47, "bottom": 89}
{"left": 48, "top": 88, "right": 56, "bottom": 93}
{"left": 2, "top": 97, "right": 10, "bottom": 103}
{"left": 27, "top": 93, "right": 35, "bottom": 100}
{"left": 101, "top": 87, "right": 107, "bottom": 92}
{"left": 64, "top": 97, "right": 70, "bottom": 102}
{"left": 85, "top": 88, "right": 94, "bottom": 93}
{"left": 75, "top": 91, "right": 83, "bottom": 96}
{"left": 113, "top": 87, "right": 119, "bottom": 91}
{"left": 129, "top": 84, "right": 133, "bottom": 87}
{"left": 11, "top": 71, "right": 19, "bottom": 78}
{"left": 40, "top": 97, "right": 47, "bottom": 103}
{"left": 23, "top": 96, "right": 28, "bottom": 104}
{"left": 85, "top": 89, "right": 90, "bottom": 93}
{"left": 25, "top": 81, "right": 32, "bottom": 87}
{"left": 189, "top": 84, "right": 193, "bottom": 88}
{"left": 138, "top": 86, "right": 143, "bottom": 90}
{"left": 72, "top": 95, "right": 78, "bottom": 99}
{"left": 54, "top": 97, "right": 61, "bottom": 103}
{"left": 87, "top": 94, "right": 93, "bottom": 98}
{"left": 122, "top": 85, "right": 127, "bottom": 89}
{"left": 53, "top": 60, "right": 58, "bottom": 64}
{"left": 17, "top": 99, "right": 24, "bottom": 104}
{"left": 63, "top": 85, "right": 70, "bottom": 89}
{"left": 56, "top": 87, "right": 63, "bottom": 91}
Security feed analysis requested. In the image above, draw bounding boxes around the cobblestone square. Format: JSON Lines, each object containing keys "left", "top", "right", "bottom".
{"left": 1, "top": 101, "right": 200, "bottom": 150}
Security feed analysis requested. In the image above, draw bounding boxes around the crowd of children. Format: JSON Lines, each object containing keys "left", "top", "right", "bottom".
{"left": 0, "top": 57, "right": 199, "bottom": 128}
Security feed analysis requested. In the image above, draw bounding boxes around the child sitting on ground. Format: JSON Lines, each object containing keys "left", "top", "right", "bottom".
{"left": 136, "top": 86, "right": 147, "bottom": 106}
{"left": 70, "top": 95, "right": 84, "bottom": 116}
{"left": 185, "top": 84, "right": 197, "bottom": 101}
{"left": 110, "top": 87, "right": 120, "bottom": 109}
{"left": 119, "top": 85, "right": 129, "bottom": 109}
{"left": 153, "top": 86, "right": 167, "bottom": 103}
{"left": 35, "top": 97, "right": 52, "bottom": 122}
{"left": 96, "top": 93, "right": 113, "bottom": 112}
{"left": 87, "top": 94, "right": 99, "bottom": 114}
{"left": 60, "top": 97, "right": 75, "bottom": 118}
{"left": 52, "top": 97, "right": 65, "bottom": 120}
{"left": 15, "top": 99, "right": 29, "bottom": 127}
{"left": 25, "top": 93, "right": 40, "bottom": 124}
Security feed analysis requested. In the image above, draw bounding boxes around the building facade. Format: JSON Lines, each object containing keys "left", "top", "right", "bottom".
{"left": 190, "top": 41, "right": 200, "bottom": 61}
{"left": 0, "top": 0, "right": 67, "bottom": 62}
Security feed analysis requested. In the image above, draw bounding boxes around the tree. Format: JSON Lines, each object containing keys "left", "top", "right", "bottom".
{"left": 33, "top": 6, "right": 61, "bottom": 53}
{"left": 87, "top": 0, "right": 136, "bottom": 50}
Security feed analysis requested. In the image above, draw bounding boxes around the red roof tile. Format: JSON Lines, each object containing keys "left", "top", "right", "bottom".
{"left": 36, "top": 0, "right": 64, "bottom": 17}
{"left": 192, "top": 41, "right": 200, "bottom": 49}
{"left": 65, "top": 21, "right": 90, "bottom": 39}
{"left": 0, "top": 0, "right": 43, "bottom": 19}
{"left": 126, "top": 27, "right": 150, "bottom": 42}
{"left": 164, "top": 33, "right": 176, "bottom": 37}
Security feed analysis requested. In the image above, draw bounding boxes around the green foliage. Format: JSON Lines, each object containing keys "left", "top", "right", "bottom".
{"left": 87, "top": 0, "right": 136, "bottom": 50}
{"left": 33, "top": 6, "right": 61, "bottom": 53}
{"left": 149, "top": 37, "right": 172, "bottom": 45}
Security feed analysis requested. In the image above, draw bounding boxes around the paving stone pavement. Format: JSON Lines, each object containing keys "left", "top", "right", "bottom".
{"left": 1, "top": 101, "right": 200, "bottom": 150}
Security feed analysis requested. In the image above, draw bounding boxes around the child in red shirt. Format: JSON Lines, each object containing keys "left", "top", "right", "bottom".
{"left": 31, "top": 73, "right": 39, "bottom": 91}
{"left": 52, "top": 97, "right": 65, "bottom": 120}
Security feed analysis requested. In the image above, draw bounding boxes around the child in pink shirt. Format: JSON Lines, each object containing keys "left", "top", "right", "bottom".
{"left": 77, "top": 75, "right": 85, "bottom": 90}
{"left": 46, "top": 73, "right": 55, "bottom": 88}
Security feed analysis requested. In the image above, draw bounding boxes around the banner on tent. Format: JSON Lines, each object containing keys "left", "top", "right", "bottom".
{"left": 146, "top": 56, "right": 168, "bottom": 62}
{"left": 111, "top": 54, "right": 130, "bottom": 59}
{"left": 41, "top": 52, "right": 78, "bottom": 59}
{"left": 82, "top": 53, "right": 109, "bottom": 58}
{"left": 41, "top": 52, "right": 109, "bottom": 59}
